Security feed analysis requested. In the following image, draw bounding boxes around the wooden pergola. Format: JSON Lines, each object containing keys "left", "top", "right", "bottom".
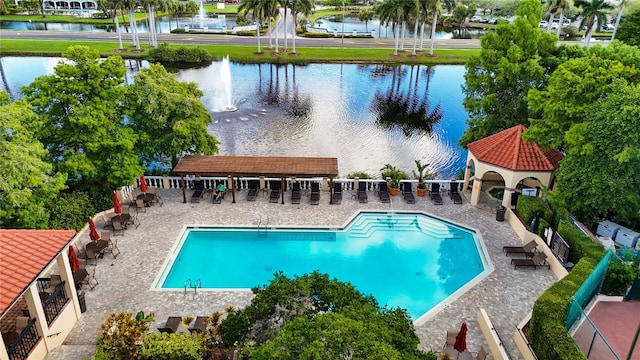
{"left": 172, "top": 155, "right": 339, "bottom": 204}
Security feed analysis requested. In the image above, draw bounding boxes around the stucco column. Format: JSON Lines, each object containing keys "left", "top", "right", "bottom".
{"left": 463, "top": 163, "right": 472, "bottom": 192}
{"left": 470, "top": 177, "right": 482, "bottom": 206}
{"left": 502, "top": 187, "right": 516, "bottom": 208}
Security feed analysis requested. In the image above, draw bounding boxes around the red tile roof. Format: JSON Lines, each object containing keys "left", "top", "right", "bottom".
{"left": 0, "top": 230, "right": 75, "bottom": 315}
{"left": 467, "top": 125, "right": 564, "bottom": 171}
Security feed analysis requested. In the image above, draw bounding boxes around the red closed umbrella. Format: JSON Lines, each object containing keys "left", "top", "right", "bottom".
{"left": 454, "top": 322, "right": 468, "bottom": 356}
{"left": 88, "top": 218, "right": 100, "bottom": 241}
{"left": 113, "top": 191, "right": 122, "bottom": 215}
{"left": 68, "top": 246, "right": 80, "bottom": 271}
{"left": 140, "top": 174, "right": 147, "bottom": 193}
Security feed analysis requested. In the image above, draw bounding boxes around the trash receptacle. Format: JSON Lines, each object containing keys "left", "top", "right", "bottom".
{"left": 496, "top": 205, "right": 506, "bottom": 222}
{"left": 77, "top": 290, "right": 86, "bottom": 313}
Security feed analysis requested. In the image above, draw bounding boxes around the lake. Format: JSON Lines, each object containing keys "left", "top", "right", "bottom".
{"left": 0, "top": 57, "right": 469, "bottom": 178}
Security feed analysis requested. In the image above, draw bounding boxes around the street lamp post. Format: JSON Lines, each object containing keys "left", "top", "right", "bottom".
{"left": 341, "top": 0, "right": 344, "bottom": 49}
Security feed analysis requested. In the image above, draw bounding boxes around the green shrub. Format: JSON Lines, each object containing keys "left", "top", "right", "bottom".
{"left": 140, "top": 333, "right": 206, "bottom": 360}
{"left": 530, "top": 258, "right": 596, "bottom": 360}
{"left": 147, "top": 43, "right": 213, "bottom": 64}
{"left": 557, "top": 220, "right": 606, "bottom": 264}
{"left": 171, "top": 28, "right": 187, "bottom": 34}
{"left": 516, "top": 195, "right": 553, "bottom": 225}
{"left": 304, "top": 32, "right": 334, "bottom": 38}
{"left": 602, "top": 256, "right": 640, "bottom": 295}
{"left": 96, "top": 312, "right": 154, "bottom": 360}
{"left": 346, "top": 171, "right": 373, "bottom": 179}
{"left": 537, "top": 218, "right": 550, "bottom": 237}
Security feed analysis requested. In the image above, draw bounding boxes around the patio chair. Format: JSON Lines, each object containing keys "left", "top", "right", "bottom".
{"left": 101, "top": 231, "right": 110, "bottom": 242}
{"left": 441, "top": 329, "right": 458, "bottom": 358}
{"left": 378, "top": 182, "right": 390, "bottom": 203}
{"left": 269, "top": 181, "right": 281, "bottom": 203}
{"left": 15, "top": 316, "right": 30, "bottom": 334}
{"left": 430, "top": 183, "right": 443, "bottom": 205}
{"left": 291, "top": 182, "right": 301, "bottom": 204}
{"left": 103, "top": 237, "right": 120, "bottom": 258}
{"left": 126, "top": 192, "right": 137, "bottom": 206}
{"left": 402, "top": 182, "right": 416, "bottom": 204}
{"left": 45, "top": 274, "right": 62, "bottom": 294}
{"left": 450, "top": 182, "right": 463, "bottom": 204}
{"left": 80, "top": 269, "right": 99, "bottom": 290}
{"left": 332, "top": 182, "right": 342, "bottom": 204}
{"left": 157, "top": 316, "right": 181, "bottom": 334}
{"left": 122, "top": 206, "right": 130, "bottom": 215}
{"left": 113, "top": 221, "right": 125, "bottom": 236}
{"left": 136, "top": 199, "right": 146, "bottom": 213}
{"left": 474, "top": 346, "right": 487, "bottom": 360}
{"left": 310, "top": 183, "right": 320, "bottom": 205}
{"left": 191, "top": 180, "right": 205, "bottom": 203}
{"left": 502, "top": 240, "right": 537, "bottom": 256}
{"left": 511, "top": 252, "right": 549, "bottom": 269}
{"left": 101, "top": 213, "right": 113, "bottom": 229}
{"left": 78, "top": 258, "right": 95, "bottom": 279}
{"left": 129, "top": 213, "right": 141, "bottom": 229}
{"left": 153, "top": 191, "right": 163, "bottom": 206}
{"left": 247, "top": 180, "right": 259, "bottom": 201}
{"left": 357, "top": 182, "right": 368, "bottom": 203}
{"left": 85, "top": 247, "right": 99, "bottom": 265}
{"left": 212, "top": 187, "right": 226, "bottom": 204}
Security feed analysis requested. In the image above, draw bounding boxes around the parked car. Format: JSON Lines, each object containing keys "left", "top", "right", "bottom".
{"left": 487, "top": 18, "right": 499, "bottom": 24}
{"left": 470, "top": 16, "right": 483, "bottom": 22}
{"left": 601, "top": 24, "right": 615, "bottom": 31}
{"left": 538, "top": 21, "right": 548, "bottom": 28}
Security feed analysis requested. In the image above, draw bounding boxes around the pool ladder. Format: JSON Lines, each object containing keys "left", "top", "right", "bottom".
{"left": 183, "top": 278, "right": 201, "bottom": 295}
{"left": 258, "top": 215, "right": 269, "bottom": 233}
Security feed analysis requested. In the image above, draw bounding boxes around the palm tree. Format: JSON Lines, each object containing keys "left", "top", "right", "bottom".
{"left": 545, "top": 0, "right": 561, "bottom": 32}
{"left": 428, "top": 0, "right": 442, "bottom": 55}
{"left": 122, "top": 0, "right": 140, "bottom": 50}
{"left": 410, "top": 0, "right": 422, "bottom": 55}
{"left": 290, "top": 0, "right": 314, "bottom": 54}
{"left": 555, "top": 0, "right": 570, "bottom": 38}
{"left": 105, "top": 0, "right": 124, "bottom": 50}
{"left": 376, "top": 0, "right": 403, "bottom": 56}
{"left": 358, "top": 9, "right": 374, "bottom": 32}
{"left": 575, "top": 0, "right": 614, "bottom": 47}
{"left": 239, "top": 0, "right": 265, "bottom": 53}
{"left": 611, "top": 0, "right": 629, "bottom": 41}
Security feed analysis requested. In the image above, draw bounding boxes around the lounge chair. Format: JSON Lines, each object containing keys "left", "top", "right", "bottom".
{"left": 441, "top": 329, "right": 458, "bottom": 358}
{"left": 378, "top": 182, "right": 390, "bottom": 203}
{"left": 430, "top": 183, "right": 443, "bottom": 205}
{"left": 402, "top": 182, "right": 416, "bottom": 204}
{"left": 247, "top": 180, "right": 259, "bottom": 201}
{"left": 357, "top": 182, "right": 368, "bottom": 203}
{"left": 212, "top": 185, "right": 226, "bottom": 204}
{"left": 503, "top": 240, "right": 538, "bottom": 256}
{"left": 512, "top": 252, "right": 549, "bottom": 269}
{"left": 191, "top": 180, "right": 205, "bottom": 203}
{"left": 310, "top": 183, "right": 320, "bottom": 205}
{"left": 291, "top": 182, "right": 301, "bottom": 204}
{"left": 157, "top": 316, "right": 181, "bottom": 334}
{"left": 332, "top": 182, "right": 342, "bottom": 204}
{"left": 269, "top": 181, "right": 281, "bottom": 203}
{"left": 450, "top": 182, "right": 463, "bottom": 204}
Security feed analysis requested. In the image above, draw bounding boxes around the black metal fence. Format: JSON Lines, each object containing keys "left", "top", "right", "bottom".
{"left": 42, "top": 281, "right": 69, "bottom": 326}
{"left": 7, "top": 318, "right": 40, "bottom": 360}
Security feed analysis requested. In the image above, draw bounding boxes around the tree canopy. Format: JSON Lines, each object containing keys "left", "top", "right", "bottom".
{"left": 460, "top": 0, "right": 557, "bottom": 147}
{"left": 524, "top": 41, "right": 640, "bottom": 149}
{"left": 0, "top": 92, "right": 66, "bottom": 228}
{"left": 551, "top": 80, "right": 640, "bottom": 227}
{"left": 22, "top": 45, "right": 143, "bottom": 190}
{"left": 125, "top": 64, "right": 219, "bottom": 169}
{"left": 615, "top": 7, "right": 640, "bottom": 47}
{"left": 219, "top": 271, "right": 431, "bottom": 360}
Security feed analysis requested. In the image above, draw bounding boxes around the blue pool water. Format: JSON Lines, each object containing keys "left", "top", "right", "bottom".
{"left": 157, "top": 212, "right": 487, "bottom": 320}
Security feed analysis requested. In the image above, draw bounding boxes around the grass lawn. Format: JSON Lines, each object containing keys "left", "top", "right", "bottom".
{"left": 0, "top": 12, "right": 150, "bottom": 23}
{"left": 0, "top": 39, "right": 478, "bottom": 65}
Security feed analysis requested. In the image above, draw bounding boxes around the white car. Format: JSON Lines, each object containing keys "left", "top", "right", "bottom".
{"left": 551, "top": 22, "right": 559, "bottom": 30}
{"left": 601, "top": 24, "right": 615, "bottom": 31}
{"left": 470, "top": 16, "right": 483, "bottom": 22}
{"left": 538, "top": 21, "right": 548, "bottom": 28}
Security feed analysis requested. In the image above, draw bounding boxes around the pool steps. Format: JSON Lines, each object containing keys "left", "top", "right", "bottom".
{"left": 347, "top": 215, "right": 462, "bottom": 239}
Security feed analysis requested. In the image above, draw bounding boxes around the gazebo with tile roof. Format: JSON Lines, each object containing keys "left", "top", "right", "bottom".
{"left": 463, "top": 125, "right": 564, "bottom": 207}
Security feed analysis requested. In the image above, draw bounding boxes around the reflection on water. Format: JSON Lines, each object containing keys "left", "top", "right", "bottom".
{"left": 0, "top": 57, "right": 469, "bottom": 178}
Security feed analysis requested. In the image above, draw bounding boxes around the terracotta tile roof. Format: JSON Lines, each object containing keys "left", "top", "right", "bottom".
{"left": 173, "top": 156, "right": 339, "bottom": 178}
{"left": 467, "top": 125, "right": 564, "bottom": 171}
{"left": 0, "top": 230, "right": 75, "bottom": 315}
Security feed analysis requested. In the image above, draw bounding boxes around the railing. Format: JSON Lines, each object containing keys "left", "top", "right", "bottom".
{"left": 42, "top": 280, "right": 69, "bottom": 325}
{"left": 7, "top": 317, "right": 40, "bottom": 360}
{"left": 135, "top": 175, "right": 463, "bottom": 193}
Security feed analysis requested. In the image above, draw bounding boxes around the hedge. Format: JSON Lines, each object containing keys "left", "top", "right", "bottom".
{"left": 557, "top": 220, "right": 606, "bottom": 264}
{"left": 516, "top": 195, "right": 553, "bottom": 226}
{"left": 147, "top": 43, "right": 213, "bottom": 64}
{"left": 530, "top": 257, "right": 598, "bottom": 360}
{"left": 140, "top": 333, "right": 206, "bottom": 360}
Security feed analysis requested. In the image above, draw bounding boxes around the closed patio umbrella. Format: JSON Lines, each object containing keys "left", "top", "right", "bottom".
{"left": 454, "top": 322, "right": 468, "bottom": 358}
{"left": 88, "top": 218, "right": 100, "bottom": 241}
{"left": 140, "top": 174, "right": 147, "bottom": 193}
{"left": 113, "top": 191, "right": 122, "bottom": 215}
{"left": 68, "top": 245, "right": 80, "bottom": 271}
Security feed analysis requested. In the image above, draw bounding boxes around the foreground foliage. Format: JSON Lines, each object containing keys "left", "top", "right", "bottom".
{"left": 219, "top": 271, "right": 431, "bottom": 359}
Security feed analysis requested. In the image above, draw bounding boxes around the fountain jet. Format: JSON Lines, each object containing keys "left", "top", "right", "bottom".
{"left": 212, "top": 56, "right": 237, "bottom": 112}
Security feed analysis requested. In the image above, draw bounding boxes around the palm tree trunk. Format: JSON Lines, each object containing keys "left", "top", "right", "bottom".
{"left": 585, "top": 25, "right": 593, "bottom": 47}
{"left": 400, "top": 21, "right": 406, "bottom": 51}
{"left": 556, "top": 10, "right": 564, "bottom": 38}
{"left": 412, "top": 17, "right": 419, "bottom": 55}
{"left": 268, "top": 18, "right": 273, "bottom": 48}
{"left": 611, "top": 4, "right": 624, "bottom": 41}
{"left": 547, "top": 15, "right": 553, "bottom": 32}
{"left": 275, "top": 13, "right": 279, "bottom": 52}
{"left": 429, "top": 11, "right": 438, "bottom": 55}
{"left": 257, "top": 22, "right": 262, "bottom": 53}
{"left": 393, "top": 23, "right": 399, "bottom": 56}
{"left": 283, "top": 7, "right": 288, "bottom": 50}
{"left": 292, "top": 15, "right": 297, "bottom": 53}
{"left": 419, "top": 21, "right": 425, "bottom": 50}
{"left": 115, "top": 14, "right": 123, "bottom": 49}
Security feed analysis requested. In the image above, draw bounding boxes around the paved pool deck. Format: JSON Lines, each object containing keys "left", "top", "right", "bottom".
{"left": 44, "top": 188, "right": 556, "bottom": 360}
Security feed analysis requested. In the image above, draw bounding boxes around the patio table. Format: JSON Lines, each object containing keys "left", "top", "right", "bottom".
{"left": 2, "top": 331, "right": 18, "bottom": 346}
{"left": 111, "top": 214, "right": 130, "bottom": 227}
{"left": 136, "top": 193, "right": 155, "bottom": 206}
{"left": 86, "top": 239, "right": 109, "bottom": 253}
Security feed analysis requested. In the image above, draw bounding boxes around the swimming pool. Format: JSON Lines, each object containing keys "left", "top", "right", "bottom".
{"left": 154, "top": 211, "right": 491, "bottom": 322}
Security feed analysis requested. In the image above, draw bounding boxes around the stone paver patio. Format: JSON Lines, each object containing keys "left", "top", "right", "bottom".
{"left": 45, "top": 188, "right": 556, "bottom": 360}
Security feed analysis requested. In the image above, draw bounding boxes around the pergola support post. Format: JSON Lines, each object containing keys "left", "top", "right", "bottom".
{"left": 180, "top": 175, "right": 186, "bottom": 203}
